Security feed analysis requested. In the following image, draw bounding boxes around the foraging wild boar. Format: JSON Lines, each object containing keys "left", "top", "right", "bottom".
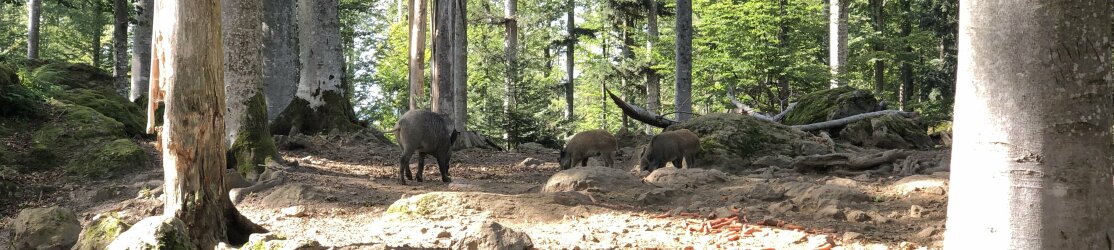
{"left": 395, "top": 110, "right": 459, "bottom": 185}
{"left": 559, "top": 130, "right": 618, "bottom": 169}
{"left": 640, "top": 129, "right": 700, "bottom": 171}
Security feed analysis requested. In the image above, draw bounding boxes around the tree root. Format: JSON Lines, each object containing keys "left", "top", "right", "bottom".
{"left": 453, "top": 130, "right": 504, "bottom": 151}
{"left": 223, "top": 203, "right": 267, "bottom": 245}
{"left": 229, "top": 171, "right": 287, "bottom": 204}
{"left": 792, "top": 149, "right": 912, "bottom": 173}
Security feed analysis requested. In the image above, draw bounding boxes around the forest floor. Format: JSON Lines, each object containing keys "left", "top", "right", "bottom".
{"left": 0, "top": 133, "right": 948, "bottom": 249}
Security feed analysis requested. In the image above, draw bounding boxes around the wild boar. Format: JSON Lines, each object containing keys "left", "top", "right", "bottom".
{"left": 640, "top": 129, "right": 700, "bottom": 171}
{"left": 395, "top": 109, "right": 459, "bottom": 185}
{"left": 559, "top": 130, "right": 618, "bottom": 169}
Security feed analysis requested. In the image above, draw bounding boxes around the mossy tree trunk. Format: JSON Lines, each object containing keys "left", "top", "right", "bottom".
{"left": 262, "top": 0, "right": 300, "bottom": 121}
{"left": 129, "top": 0, "right": 153, "bottom": 103}
{"left": 223, "top": 0, "right": 276, "bottom": 179}
{"left": 149, "top": 0, "right": 265, "bottom": 247}
{"left": 271, "top": 0, "right": 360, "bottom": 135}
{"left": 943, "top": 0, "right": 1114, "bottom": 248}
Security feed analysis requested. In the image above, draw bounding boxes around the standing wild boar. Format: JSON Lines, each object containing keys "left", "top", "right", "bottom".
{"left": 395, "top": 110, "right": 459, "bottom": 185}
{"left": 559, "top": 130, "right": 618, "bottom": 169}
{"left": 640, "top": 129, "right": 700, "bottom": 171}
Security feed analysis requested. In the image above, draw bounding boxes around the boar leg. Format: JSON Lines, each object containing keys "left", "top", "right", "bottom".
{"left": 399, "top": 149, "right": 414, "bottom": 185}
{"left": 581, "top": 157, "right": 589, "bottom": 167}
{"left": 436, "top": 151, "right": 452, "bottom": 183}
{"left": 672, "top": 158, "right": 684, "bottom": 169}
{"left": 416, "top": 152, "right": 427, "bottom": 182}
{"left": 603, "top": 154, "right": 614, "bottom": 168}
{"left": 684, "top": 154, "right": 696, "bottom": 169}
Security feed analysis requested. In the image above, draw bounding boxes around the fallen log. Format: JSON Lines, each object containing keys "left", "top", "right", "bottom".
{"left": 791, "top": 149, "right": 912, "bottom": 173}
{"left": 726, "top": 85, "right": 775, "bottom": 121}
{"left": 607, "top": 87, "right": 677, "bottom": 128}
{"left": 791, "top": 110, "right": 914, "bottom": 131}
{"left": 771, "top": 103, "right": 796, "bottom": 122}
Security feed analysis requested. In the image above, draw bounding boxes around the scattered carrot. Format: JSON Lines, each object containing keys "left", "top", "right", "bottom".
{"left": 679, "top": 212, "right": 701, "bottom": 217}
{"left": 784, "top": 224, "right": 804, "bottom": 230}
{"left": 727, "top": 234, "right": 740, "bottom": 241}
{"left": 650, "top": 213, "right": 671, "bottom": 219}
{"left": 741, "top": 227, "right": 758, "bottom": 236}
{"left": 813, "top": 243, "right": 833, "bottom": 250}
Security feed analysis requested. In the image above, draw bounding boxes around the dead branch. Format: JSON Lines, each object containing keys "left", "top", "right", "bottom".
{"left": 606, "top": 86, "right": 677, "bottom": 128}
{"left": 791, "top": 110, "right": 914, "bottom": 131}
{"left": 726, "top": 84, "right": 775, "bottom": 121}
{"left": 791, "top": 149, "right": 912, "bottom": 173}
{"left": 771, "top": 102, "right": 796, "bottom": 122}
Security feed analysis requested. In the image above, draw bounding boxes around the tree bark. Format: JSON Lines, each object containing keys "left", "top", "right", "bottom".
{"left": 223, "top": 0, "right": 277, "bottom": 179}
{"left": 503, "top": 0, "right": 517, "bottom": 142}
{"left": 262, "top": 0, "right": 300, "bottom": 121}
{"left": 92, "top": 3, "right": 107, "bottom": 68}
{"left": 944, "top": 0, "right": 1114, "bottom": 248}
{"left": 776, "top": 0, "right": 789, "bottom": 111}
{"left": 149, "top": 0, "right": 265, "bottom": 247}
{"left": 452, "top": 0, "right": 467, "bottom": 131}
{"left": 869, "top": 0, "right": 885, "bottom": 95}
{"left": 431, "top": 0, "right": 454, "bottom": 115}
{"left": 828, "top": 0, "right": 848, "bottom": 88}
{"left": 898, "top": 0, "right": 913, "bottom": 111}
{"left": 674, "top": 0, "right": 693, "bottom": 121}
{"left": 26, "top": 0, "right": 41, "bottom": 61}
{"left": 619, "top": 17, "right": 634, "bottom": 132}
{"left": 408, "top": 0, "right": 428, "bottom": 110}
{"left": 129, "top": 0, "right": 153, "bottom": 102}
{"left": 271, "top": 0, "right": 360, "bottom": 135}
{"left": 644, "top": 0, "right": 659, "bottom": 134}
{"left": 112, "top": 0, "right": 129, "bottom": 97}
{"left": 564, "top": 0, "right": 575, "bottom": 121}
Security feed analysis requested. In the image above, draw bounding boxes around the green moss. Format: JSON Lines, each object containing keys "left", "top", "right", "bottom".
{"left": 229, "top": 93, "right": 277, "bottom": 178}
{"left": 0, "top": 62, "right": 43, "bottom": 117}
{"left": 54, "top": 89, "right": 145, "bottom": 136}
{"left": 782, "top": 86, "right": 878, "bottom": 126}
{"left": 28, "top": 102, "right": 145, "bottom": 178}
{"left": 40, "top": 63, "right": 114, "bottom": 91}
{"left": 668, "top": 113, "right": 832, "bottom": 171}
{"left": 385, "top": 193, "right": 451, "bottom": 218}
{"left": 271, "top": 91, "right": 361, "bottom": 136}
{"left": 66, "top": 139, "right": 148, "bottom": 178}
{"left": 73, "top": 213, "right": 131, "bottom": 250}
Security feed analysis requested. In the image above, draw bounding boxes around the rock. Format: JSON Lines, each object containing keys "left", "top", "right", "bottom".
{"left": 823, "top": 177, "right": 860, "bottom": 187}
{"left": 548, "top": 191, "right": 594, "bottom": 206}
{"left": 908, "top": 205, "right": 926, "bottom": 218}
{"left": 88, "top": 185, "right": 125, "bottom": 202}
{"left": 712, "top": 207, "right": 736, "bottom": 219}
{"left": 666, "top": 113, "right": 832, "bottom": 170}
{"left": 541, "top": 166, "right": 647, "bottom": 193}
{"left": 54, "top": 88, "right": 145, "bottom": 136}
{"left": 915, "top": 227, "right": 939, "bottom": 240}
{"left": 106, "top": 216, "right": 192, "bottom": 249}
{"left": 12, "top": 206, "right": 82, "bottom": 250}
{"left": 845, "top": 210, "right": 869, "bottom": 223}
{"left": 718, "top": 182, "right": 784, "bottom": 202}
{"left": 787, "top": 184, "right": 869, "bottom": 208}
{"left": 752, "top": 155, "right": 793, "bottom": 168}
{"left": 447, "top": 180, "right": 483, "bottom": 191}
{"left": 841, "top": 113, "right": 933, "bottom": 149}
{"left": 866, "top": 211, "right": 890, "bottom": 223}
{"left": 841, "top": 232, "right": 863, "bottom": 243}
{"left": 238, "top": 233, "right": 324, "bottom": 250}
{"left": 891, "top": 175, "right": 949, "bottom": 196}
{"left": 225, "top": 169, "right": 252, "bottom": 190}
{"left": 637, "top": 188, "right": 681, "bottom": 205}
{"left": 516, "top": 142, "right": 555, "bottom": 154}
{"left": 450, "top": 221, "right": 533, "bottom": 250}
{"left": 281, "top": 206, "right": 308, "bottom": 217}
{"left": 262, "top": 184, "right": 323, "bottom": 207}
{"left": 515, "top": 158, "right": 545, "bottom": 169}
{"left": 768, "top": 201, "right": 797, "bottom": 216}
{"left": 73, "top": 213, "right": 131, "bottom": 250}
{"left": 816, "top": 205, "right": 844, "bottom": 220}
{"left": 782, "top": 86, "right": 879, "bottom": 126}
{"left": 643, "top": 167, "right": 727, "bottom": 189}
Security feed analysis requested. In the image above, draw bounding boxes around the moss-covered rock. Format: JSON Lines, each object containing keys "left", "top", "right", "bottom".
{"left": 27, "top": 102, "right": 146, "bottom": 177}
{"left": 782, "top": 86, "right": 878, "bottom": 126}
{"left": 384, "top": 192, "right": 456, "bottom": 218}
{"left": 55, "top": 88, "right": 145, "bottom": 136}
{"left": 66, "top": 139, "right": 148, "bottom": 178}
{"left": 0, "top": 62, "right": 43, "bottom": 117}
{"left": 667, "top": 113, "right": 832, "bottom": 171}
{"left": 841, "top": 114, "right": 933, "bottom": 149}
{"left": 42, "top": 63, "right": 114, "bottom": 91}
{"left": 73, "top": 212, "right": 132, "bottom": 250}
{"left": 237, "top": 233, "right": 323, "bottom": 250}
{"left": 12, "top": 206, "right": 82, "bottom": 250}
{"left": 105, "top": 215, "right": 193, "bottom": 250}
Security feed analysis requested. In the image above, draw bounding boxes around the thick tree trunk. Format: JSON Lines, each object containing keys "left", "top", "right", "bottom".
{"left": 563, "top": 0, "right": 574, "bottom": 121}
{"left": 223, "top": 0, "right": 276, "bottom": 179}
{"left": 674, "top": 0, "right": 693, "bottom": 121}
{"left": 503, "top": 0, "right": 517, "bottom": 142}
{"left": 828, "top": 0, "right": 847, "bottom": 88}
{"left": 869, "top": 0, "right": 885, "bottom": 95}
{"left": 619, "top": 17, "right": 634, "bottom": 132}
{"left": 898, "top": 0, "right": 912, "bottom": 111}
{"left": 431, "top": 0, "right": 454, "bottom": 115}
{"left": 262, "top": 0, "right": 300, "bottom": 121}
{"left": 26, "top": 0, "right": 41, "bottom": 60}
{"left": 408, "top": 0, "right": 428, "bottom": 110}
{"left": 129, "top": 0, "right": 153, "bottom": 102}
{"left": 452, "top": 0, "right": 467, "bottom": 131}
{"left": 271, "top": 0, "right": 360, "bottom": 135}
{"left": 149, "top": 0, "right": 265, "bottom": 247}
{"left": 112, "top": 0, "right": 128, "bottom": 97}
{"left": 644, "top": 0, "right": 659, "bottom": 134}
{"left": 943, "top": 0, "right": 1114, "bottom": 248}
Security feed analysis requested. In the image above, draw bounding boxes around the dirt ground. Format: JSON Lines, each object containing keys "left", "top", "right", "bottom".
{"left": 0, "top": 133, "right": 948, "bottom": 249}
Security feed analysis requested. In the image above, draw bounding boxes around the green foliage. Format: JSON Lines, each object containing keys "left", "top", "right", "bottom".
{"left": 0, "top": 62, "right": 45, "bottom": 116}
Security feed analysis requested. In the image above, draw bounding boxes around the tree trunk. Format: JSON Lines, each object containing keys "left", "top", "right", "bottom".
{"left": 943, "top": 0, "right": 1114, "bottom": 248}
{"left": 149, "top": 0, "right": 265, "bottom": 247}
{"left": 408, "top": 0, "right": 428, "bottom": 110}
{"left": 898, "top": 0, "right": 912, "bottom": 111}
{"left": 619, "top": 17, "right": 634, "bottom": 132}
{"left": 431, "top": 0, "right": 454, "bottom": 115}
{"left": 828, "top": 0, "right": 847, "bottom": 88}
{"left": 503, "top": 0, "right": 517, "bottom": 142}
{"left": 644, "top": 0, "right": 659, "bottom": 134}
{"left": 869, "top": 0, "right": 885, "bottom": 95}
{"left": 129, "top": 0, "right": 153, "bottom": 102}
{"left": 674, "top": 0, "right": 693, "bottom": 121}
{"left": 112, "top": 0, "right": 129, "bottom": 97}
{"left": 452, "top": 0, "right": 467, "bottom": 131}
{"left": 271, "top": 0, "right": 360, "bottom": 136}
{"left": 262, "top": 0, "right": 300, "bottom": 121}
{"left": 776, "top": 0, "right": 789, "bottom": 111}
{"left": 223, "top": 0, "right": 276, "bottom": 179}
{"left": 564, "top": 0, "right": 575, "bottom": 121}
{"left": 26, "top": 0, "right": 41, "bottom": 60}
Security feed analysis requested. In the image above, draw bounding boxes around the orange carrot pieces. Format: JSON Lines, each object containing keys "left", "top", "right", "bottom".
{"left": 727, "top": 234, "right": 740, "bottom": 241}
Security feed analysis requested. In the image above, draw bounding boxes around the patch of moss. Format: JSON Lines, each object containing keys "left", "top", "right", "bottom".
{"left": 27, "top": 102, "right": 125, "bottom": 170}
{"left": 782, "top": 86, "right": 878, "bottom": 126}
{"left": 0, "top": 62, "right": 43, "bottom": 117}
{"left": 55, "top": 88, "right": 145, "bottom": 136}
{"left": 229, "top": 93, "right": 277, "bottom": 178}
{"left": 73, "top": 213, "right": 131, "bottom": 250}
{"left": 66, "top": 139, "right": 148, "bottom": 178}
{"left": 385, "top": 193, "right": 451, "bottom": 218}
{"left": 270, "top": 91, "right": 361, "bottom": 136}
{"left": 41, "top": 63, "right": 114, "bottom": 91}
{"left": 668, "top": 113, "right": 832, "bottom": 172}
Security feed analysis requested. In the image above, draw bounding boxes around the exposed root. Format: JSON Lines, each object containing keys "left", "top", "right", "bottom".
{"left": 229, "top": 171, "right": 287, "bottom": 204}
{"left": 791, "top": 149, "right": 912, "bottom": 173}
